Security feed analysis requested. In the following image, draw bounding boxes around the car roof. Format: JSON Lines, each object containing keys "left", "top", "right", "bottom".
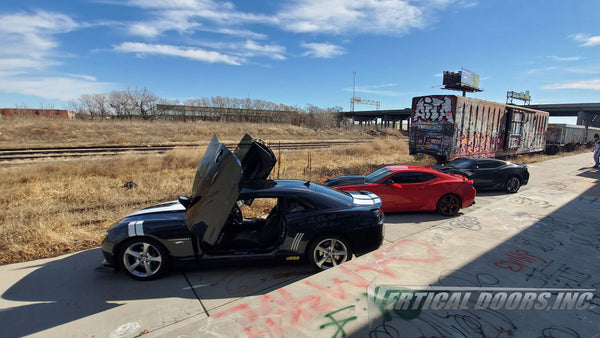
{"left": 384, "top": 165, "right": 437, "bottom": 172}
{"left": 454, "top": 157, "right": 505, "bottom": 163}
{"left": 241, "top": 180, "right": 354, "bottom": 208}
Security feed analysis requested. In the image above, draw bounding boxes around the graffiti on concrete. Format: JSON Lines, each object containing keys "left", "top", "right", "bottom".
{"left": 319, "top": 305, "right": 357, "bottom": 338}
{"left": 438, "top": 215, "right": 482, "bottom": 231}
{"left": 494, "top": 249, "right": 547, "bottom": 272}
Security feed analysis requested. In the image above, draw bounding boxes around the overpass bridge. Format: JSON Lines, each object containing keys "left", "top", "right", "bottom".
{"left": 341, "top": 102, "right": 600, "bottom": 128}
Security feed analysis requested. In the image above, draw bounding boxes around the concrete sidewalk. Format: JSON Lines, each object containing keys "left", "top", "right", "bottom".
{"left": 153, "top": 153, "right": 600, "bottom": 337}
{"left": 1, "top": 153, "right": 599, "bottom": 337}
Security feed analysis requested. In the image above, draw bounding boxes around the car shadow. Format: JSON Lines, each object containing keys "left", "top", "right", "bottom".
{"left": 383, "top": 211, "right": 451, "bottom": 224}
{"left": 179, "top": 260, "right": 315, "bottom": 306}
{"left": 475, "top": 190, "right": 511, "bottom": 197}
{"left": 0, "top": 248, "right": 315, "bottom": 336}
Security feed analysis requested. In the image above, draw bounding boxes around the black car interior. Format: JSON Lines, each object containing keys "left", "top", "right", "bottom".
{"left": 207, "top": 198, "right": 286, "bottom": 252}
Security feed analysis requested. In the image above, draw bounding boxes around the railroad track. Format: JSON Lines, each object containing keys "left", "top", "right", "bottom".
{"left": 0, "top": 140, "right": 364, "bottom": 163}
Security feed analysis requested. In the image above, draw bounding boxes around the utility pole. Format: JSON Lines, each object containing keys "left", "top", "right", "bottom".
{"left": 352, "top": 71, "right": 356, "bottom": 112}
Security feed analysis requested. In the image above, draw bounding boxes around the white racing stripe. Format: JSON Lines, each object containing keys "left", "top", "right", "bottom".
{"left": 128, "top": 221, "right": 144, "bottom": 237}
{"left": 291, "top": 233, "right": 304, "bottom": 251}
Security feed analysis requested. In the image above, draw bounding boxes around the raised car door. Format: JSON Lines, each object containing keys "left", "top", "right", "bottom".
{"left": 185, "top": 135, "right": 243, "bottom": 245}
{"left": 184, "top": 134, "right": 277, "bottom": 246}
{"left": 234, "top": 134, "right": 277, "bottom": 181}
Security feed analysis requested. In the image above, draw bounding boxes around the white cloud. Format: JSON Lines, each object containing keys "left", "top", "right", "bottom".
{"left": 0, "top": 10, "right": 78, "bottom": 70}
{"left": 123, "top": 0, "right": 274, "bottom": 38}
{"left": 243, "top": 40, "right": 286, "bottom": 60}
{"left": 527, "top": 66, "right": 559, "bottom": 75}
{"left": 0, "top": 10, "right": 110, "bottom": 102}
{"left": 0, "top": 75, "right": 112, "bottom": 101}
{"left": 344, "top": 83, "right": 400, "bottom": 96}
{"left": 543, "top": 79, "right": 600, "bottom": 90}
{"left": 301, "top": 42, "right": 345, "bottom": 58}
{"left": 119, "top": 0, "right": 461, "bottom": 64}
{"left": 547, "top": 55, "right": 581, "bottom": 62}
{"left": 277, "top": 0, "right": 456, "bottom": 35}
{"left": 572, "top": 34, "right": 600, "bottom": 47}
{"left": 114, "top": 42, "right": 243, "bottom": 65}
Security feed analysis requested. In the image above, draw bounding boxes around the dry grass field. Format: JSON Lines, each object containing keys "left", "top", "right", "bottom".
{"left": 0, "top": 118, "right": 584, "bottom": 265}
{"left": 0, "top": 118, "right": 428, "bottom": 265}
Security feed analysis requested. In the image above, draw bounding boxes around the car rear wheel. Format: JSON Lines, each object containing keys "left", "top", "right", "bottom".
{"left": 120, "top": 237, "right": 169, "bottom": 281}
{"left": 307, "top": 235, "right": 352, "bottom": 271}
{"left": 505, "top": 177, "right": 521, "bottom": 193}
{"left": 436, "top": 194, "right": 461, "bottom": 216}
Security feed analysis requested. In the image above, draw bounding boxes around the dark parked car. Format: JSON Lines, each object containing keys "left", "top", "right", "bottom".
{"left": 435, "top": 157, "right": 529, "bottom": 193}
{"left": 101, "top": 134, "right": 384, "bottom": 280}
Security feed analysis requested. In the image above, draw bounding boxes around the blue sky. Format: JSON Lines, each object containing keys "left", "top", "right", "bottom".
{"left": 1, "top": 0, "right": 599, "bottom": 122}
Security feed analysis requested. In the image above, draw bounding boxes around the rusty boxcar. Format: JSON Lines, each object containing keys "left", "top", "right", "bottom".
{"left": 409, "top": 95, "right": 549, "bottom": 162}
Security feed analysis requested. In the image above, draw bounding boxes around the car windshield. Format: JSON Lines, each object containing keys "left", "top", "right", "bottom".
{"left": 445, "top": 158, "right": 474, "bottom": 169}
{"left": 311, "top": 183, "right": 354, "bottom": 205}
{"left": 365, "top": 167, "right": 392, "bottom": 183}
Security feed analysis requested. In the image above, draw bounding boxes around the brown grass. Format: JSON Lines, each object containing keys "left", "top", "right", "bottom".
{"left": 0, "top": 118, "right": 583, "bottom": 265}
{"left": 0, "top": 118, "right": 415, "bottom": 265}
{"left": 0, "top": 118, "right": 378, "bottom": 148}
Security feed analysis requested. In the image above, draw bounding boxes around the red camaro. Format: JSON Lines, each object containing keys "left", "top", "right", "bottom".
{"left": 323, "top": 165, "right": 476, "bottom": 216}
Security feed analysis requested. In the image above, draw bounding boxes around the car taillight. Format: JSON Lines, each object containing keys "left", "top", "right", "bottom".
{"left": 376, "top": 209, "right": 384, "bottom": 224}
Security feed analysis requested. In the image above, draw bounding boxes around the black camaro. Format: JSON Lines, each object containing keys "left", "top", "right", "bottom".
{"left": 101, "top": 134, "right": 384, "bottom": 280}
{"left": 435, "top": 157, "right": 529, "bottom": 193}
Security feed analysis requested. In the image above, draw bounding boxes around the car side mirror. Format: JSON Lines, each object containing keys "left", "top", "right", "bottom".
{"left": 178, "top": 196, "right": 191, "bottom": 209}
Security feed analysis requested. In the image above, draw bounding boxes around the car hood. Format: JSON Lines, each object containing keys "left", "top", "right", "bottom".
{"left": 126, "top": 200, "right": 185, "bottom": 217}
{"left": 184, "top": 134, "right": 276, "bottom": 245}
{"left": 322, "top": 175, "right": 366, "bottom": 187}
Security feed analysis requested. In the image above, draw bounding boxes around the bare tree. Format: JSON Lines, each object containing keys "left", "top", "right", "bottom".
{"left": 92, "top": 93, "right": 111, "bottom": 119}
{"left": 77, "top": 94, "right": 99, "bottom": 119}
{"left": 67, "top": 99, "right": 88, "bottom": 119}
{"left": 108, "top": 90, "right": 134, "bottom": 119}
{"left": 126, "top": 87, "right": 161, "bottom": 120}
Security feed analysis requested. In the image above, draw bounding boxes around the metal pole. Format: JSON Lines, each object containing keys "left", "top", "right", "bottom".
{"left": 352, "top": 71, "right": 356, "bottom": 112}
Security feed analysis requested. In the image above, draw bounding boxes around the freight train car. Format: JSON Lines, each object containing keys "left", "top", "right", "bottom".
{"left": 409, "top": 95, "right": 549, "bottom": 162}
{"left": 545, "top": 123, "right": 600, "bottom": 154}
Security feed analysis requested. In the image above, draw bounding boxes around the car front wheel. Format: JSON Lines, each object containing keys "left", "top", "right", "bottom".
{"left": 505, "top": 177, "right": 521, "bottom": 193}
{"left": 120, "top": 237, "right": 169, "bottom": 281}
{"left": 437, "top": 194, "right": 461, "bottom": 216}
{"left": 307, "top": 235, "right": 352, "bottom": 271}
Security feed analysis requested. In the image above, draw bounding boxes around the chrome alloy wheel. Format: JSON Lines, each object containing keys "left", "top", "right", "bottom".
{"left": 312, "top": 237, "right": 350, "bottom": 270}
{"left": 122, "top": 240, "right": 164, "bottom": 279}
{"left": 506, "top": 177, "right": 521, "bottom": 193}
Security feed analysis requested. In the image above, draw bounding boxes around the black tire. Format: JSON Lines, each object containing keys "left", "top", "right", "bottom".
{"left": 436, "top": 194, "right": 461, "bottom": 216}
{"left": 119, "top": 237, "right": 170, "bottom": 281}
{"left": 505, "top": 176, "right": 521, "bottom": 193}
{"left": 307, "top": 235, "right": 353, "bottom": 271}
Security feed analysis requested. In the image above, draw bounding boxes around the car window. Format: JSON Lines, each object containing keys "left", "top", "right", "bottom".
{"left": 240, "top": 197, "right": 278, "bottom": 219}
{"left": 365, "top": 167, "right": 392, "bottom": 183}
{"left": 392, "top": 172, "right": 436, "bottom": 184}
{"left": 477, "top": 161, "right": 503, "bottom": 169}
{"left": 286, "top": 198, "right": 314, "bottom": 213}
{"left": 446, "top": 158, "right": 474, "bottom": 169}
